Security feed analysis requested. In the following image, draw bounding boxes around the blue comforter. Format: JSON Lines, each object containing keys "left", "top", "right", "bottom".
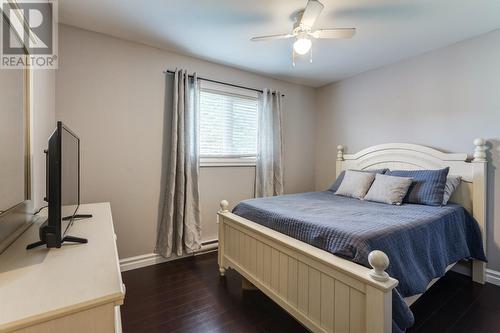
{"left": 232, "top": 191, "right": 486, "bottom": 332}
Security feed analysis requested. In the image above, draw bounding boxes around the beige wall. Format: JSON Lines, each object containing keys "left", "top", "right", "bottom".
{"left": 31, "top": 70, "right": 56, "bottom": 210}
{"left": 56, "top": 25, "right": 317, "bottom": 259}
{"left": 199, "top": 167, "right": 255, "bottom": 241}
{"left": 0, "top": 70, "right": 24, "bottom": 211}
{"left": 315, "top": 30, "right": 500, "bottom": 270}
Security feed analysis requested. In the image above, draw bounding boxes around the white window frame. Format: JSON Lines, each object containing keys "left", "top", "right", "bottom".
{"left": 199, "top": 81, "right": 259, "bottom": 167}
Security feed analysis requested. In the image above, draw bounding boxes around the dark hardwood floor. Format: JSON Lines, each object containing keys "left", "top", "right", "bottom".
{"left": 121, "top": 252, "right": 500, "bottom": 333}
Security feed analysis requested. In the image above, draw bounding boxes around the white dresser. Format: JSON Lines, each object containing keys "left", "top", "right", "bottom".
{"left": 0, "top": 203, "right": 125, "bottom": 333}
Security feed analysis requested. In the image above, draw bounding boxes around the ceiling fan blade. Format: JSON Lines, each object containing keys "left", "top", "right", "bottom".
{"left": 299, "top": 0, "right": 324, "bottom": 29}
{"left": 310, "top": 28, "right": 356, "bottom": 39}
{"left": 250, "top": 33, "right": 294, "bottom": 41}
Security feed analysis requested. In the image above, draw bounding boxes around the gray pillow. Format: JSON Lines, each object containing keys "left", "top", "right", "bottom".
{"left": 329, "top": 168, "right": 389, "bottom": 192}
{"left": 335, "top": 170, "right": 376, "bottom": 199}
{"left": 442, "top": 175, "right": 461, "bottom": 205}
{"left": 364, "top": 174, "right": 413, "bottom": 205}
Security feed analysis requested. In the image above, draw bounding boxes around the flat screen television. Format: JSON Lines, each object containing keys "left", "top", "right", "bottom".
{"left": 27, "top": 122, "right": 91, "bottom": 250}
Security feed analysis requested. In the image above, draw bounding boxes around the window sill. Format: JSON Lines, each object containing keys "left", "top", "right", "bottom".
{"left": 200, "top": 157, "right": 256, "bottom": 167}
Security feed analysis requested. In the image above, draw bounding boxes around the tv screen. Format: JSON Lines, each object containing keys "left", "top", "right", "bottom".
{"left": 60, "top": 124, "right": 80, "bottom": 235}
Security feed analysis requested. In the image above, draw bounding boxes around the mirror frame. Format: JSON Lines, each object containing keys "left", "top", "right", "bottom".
{"left": 24, "top": 67, "right": 31, "bottom": 200}
{"left": 0, "top": 66, "right": 35, "bottom": 254}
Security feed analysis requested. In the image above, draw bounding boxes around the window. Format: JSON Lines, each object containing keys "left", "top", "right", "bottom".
{"left": 199, "top": 81, "right": 259, "bottom": 166}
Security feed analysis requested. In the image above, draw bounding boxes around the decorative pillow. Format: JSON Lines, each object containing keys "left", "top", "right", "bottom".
{"left": 335, "top": 170, "right": 376, "bottom": 199}
{"left": 364, "top": 174, "right": 413, "bottom": 205}
{"left": 442, "top": 175, "right": 462, "bottom": 205}
{"left": 329, "top": 168, "right": 388, "bottom": 192}
{"left": 386, "top": 167, "right": 450, "bottom": 206}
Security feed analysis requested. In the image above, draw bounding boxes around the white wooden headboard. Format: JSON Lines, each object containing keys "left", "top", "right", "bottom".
{"left": 335, "top": 140, "right": 489, "bottom": 282}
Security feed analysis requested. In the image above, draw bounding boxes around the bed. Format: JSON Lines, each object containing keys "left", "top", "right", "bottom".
{"left": 216, "top": 140, "right": 488, "bottom": 333}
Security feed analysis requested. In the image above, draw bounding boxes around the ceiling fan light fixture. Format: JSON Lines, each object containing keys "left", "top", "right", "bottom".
{"left": 293, "top": 37, "right": 312, "bottom": 55}
{"left": 250, "top": 0, "right": 355, "bottom": 64}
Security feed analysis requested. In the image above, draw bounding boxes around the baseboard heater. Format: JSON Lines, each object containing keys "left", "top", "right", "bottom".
{"left": 120, "top": 240, "right": 218, "bottom": 272}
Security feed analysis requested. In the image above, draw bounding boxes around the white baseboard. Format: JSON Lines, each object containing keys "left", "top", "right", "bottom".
{"left": 450, "top": 262, "right": 500, "bottom": 287}
{"left": 486, "top": 269, "right": 500, "bottom": 286}
{"left": 119, "top": 241, "right": 218, "bottom": 272}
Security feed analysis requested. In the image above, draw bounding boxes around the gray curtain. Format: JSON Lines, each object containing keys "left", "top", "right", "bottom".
{"left": 255, "top": 89, "right": 284, "bottom": 197}
{"left": 155, "top": 69, "right": 201, "bottom": 257}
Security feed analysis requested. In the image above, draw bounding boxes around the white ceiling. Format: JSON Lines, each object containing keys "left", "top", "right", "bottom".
{"left": 59, "top": 0, "right": 500, "bottom": 87}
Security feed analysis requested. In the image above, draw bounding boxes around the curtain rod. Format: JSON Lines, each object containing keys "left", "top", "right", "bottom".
{"left": 163, "top": 70, "right": 285, "bottom": 97}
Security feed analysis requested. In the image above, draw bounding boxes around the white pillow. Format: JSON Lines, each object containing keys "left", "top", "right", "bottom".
{"left": 442, "top": 175, "right": 461, "bottom": 205}
{"left": 364, "top": 174, "right": 413, "bottom": 205}
{"left": 335, "top": 170, "right": 376, "bottom": 199}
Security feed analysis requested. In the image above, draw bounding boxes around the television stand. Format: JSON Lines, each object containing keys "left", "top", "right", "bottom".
{"left": 2, "top": 203, "right": 124, "bottom": 333}
{"left": 62, "top": 214, "right": 93, "bottom": 221}
{"left": 62, "top": 235, "right": 88, "bottom": 244}
{"left": 26, "top": 240, "right": 46, "bottom": 250}
{"left": 26, "top": 235, "right": 88, "bottom": 250}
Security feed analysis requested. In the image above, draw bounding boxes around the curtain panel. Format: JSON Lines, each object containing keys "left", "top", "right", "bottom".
{"left": 255, "top": 89, "right": 284, "bottom": 197}
{"left": 155, "top": 69, "right": 201, "bottom": 258}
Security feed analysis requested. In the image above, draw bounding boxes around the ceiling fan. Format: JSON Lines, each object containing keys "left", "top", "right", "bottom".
{"left": 250, "top": 0, "right": 356, "bottom": 66}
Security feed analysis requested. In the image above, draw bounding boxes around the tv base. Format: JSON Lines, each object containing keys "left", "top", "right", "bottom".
{"left": 26, "top": 240, "right": 46, "bottom": 250}
{"left": 62, "top": 235, "right": 88, "bottom": 244}
{"left": 62, "top": 214, "right": 93, "bottom": 221}
{"left": 26, "top": 235, "right": 88, "bottom": 250}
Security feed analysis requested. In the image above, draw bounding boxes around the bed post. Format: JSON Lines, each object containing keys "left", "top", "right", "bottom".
{"left": 218, "top": 200, "right": 229, "bottom": 277}
{"left": 472, "top": 138, "right": 488, "bottom": 284}
{"left": 367, "top": 250, "right": 392, "bottom": 333}
{"left": 368, "top": 250, "right": 390, "bottom": 282}
{"left": 336, "top": 145, "right": 344, "bottom": 178}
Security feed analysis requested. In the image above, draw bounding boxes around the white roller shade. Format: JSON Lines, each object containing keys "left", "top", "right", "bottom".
{"left": 199, "top": 82, "right": 258, "bottom": 158}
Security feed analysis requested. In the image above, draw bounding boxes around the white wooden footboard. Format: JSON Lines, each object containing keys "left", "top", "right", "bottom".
{"left": 218, "top": 201, "right": 398, "bottom": 333}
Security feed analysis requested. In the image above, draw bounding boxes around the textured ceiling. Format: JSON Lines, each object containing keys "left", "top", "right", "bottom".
{"left": 60, "top": 0, "right": 500, "bottom": 87}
